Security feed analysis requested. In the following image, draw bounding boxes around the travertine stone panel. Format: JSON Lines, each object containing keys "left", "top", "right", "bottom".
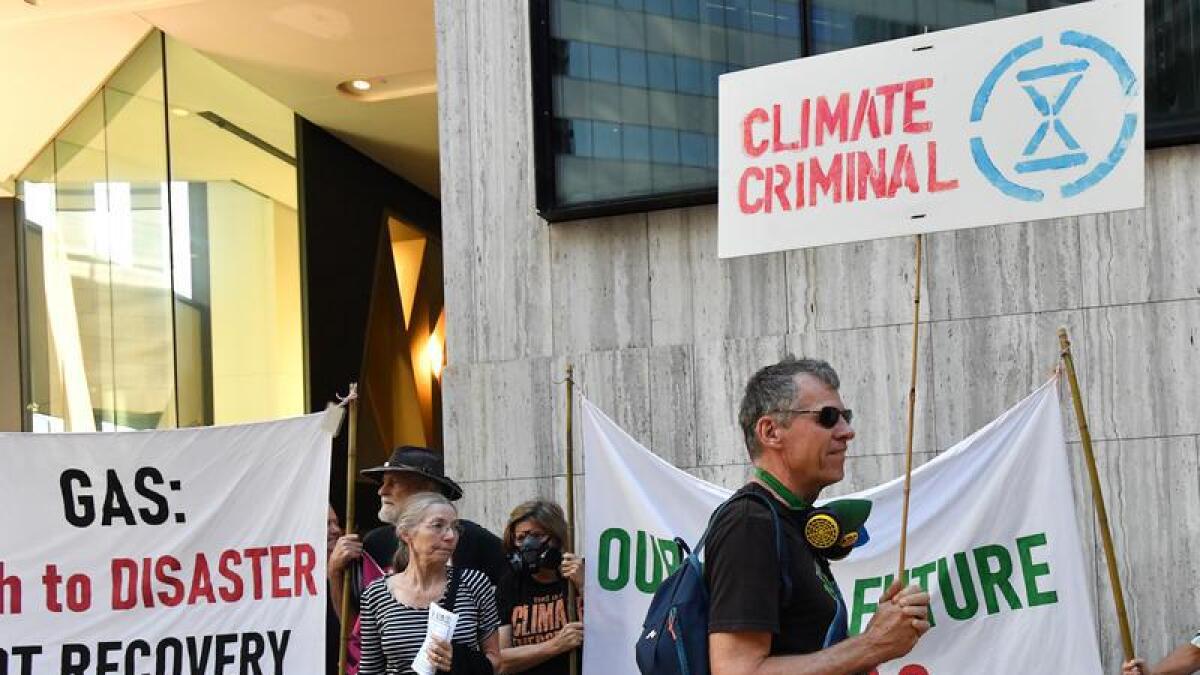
{"left": 648, "top": 344, "right": 699, "bottom": 470}
{"left": 694, "top": 335, "right": 789, "bottom": 466}
{"left": 1081, "top": 146, "right": 1200, "bottom": 306}
{"left": 930, "top": 310, "right": 1084, "bottom": 450}
{"left": 812, "top": 236, "right": 930, "bottom": 331}
{"left": 784, "top": 248, "right": 818, "bottom": 336}
{"left": 924, "top": 216, "right": 1081, "bottom": 321}
{"left": 1081, "top": 301, "right": 1200, "bottom": 440}
{"left": 552, "top": 348, "right": 652, "bottom": 476}
{"left": 550, "top": 215, "right": 652, "bottom": 354}
{"left": 435, "top": 0, "right": 477, "bottom": 364}
{"left": 450, "top": 0, "right": 553, "bottom": 363}
{"left": 455, "top": 476, "right": 557, "bottom": 537}
{"left": 442, "top": 358, "right": 556, "bottom": 483}
{"left": 647, "top": 205, "right": 788, "bottom": 346}
{"left": 790, "top": 323, "right": 936, "bottom": 458}
{"left": 1089, "top": 436, "right": 1200, "bottom": 674}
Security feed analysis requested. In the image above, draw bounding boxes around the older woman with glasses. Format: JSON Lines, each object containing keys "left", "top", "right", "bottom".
{"left": 359, "top": 492, "right": 500, "bottom": 675}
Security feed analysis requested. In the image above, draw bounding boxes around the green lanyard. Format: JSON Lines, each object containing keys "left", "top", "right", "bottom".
{"left": 754, "top": 467, "right": 809, "bottom": 510}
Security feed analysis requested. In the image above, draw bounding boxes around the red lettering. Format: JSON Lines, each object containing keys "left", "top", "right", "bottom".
{"left": 738, "top": 167, "right": 765, "bottom": 214}
{"left": 887, "top": 144, "right": 920, "bottom": 197}
{"left": 800, "top": 99, "right": 811, "bottom": 150}
{"left": 793, "top": 161, "right": 805, "bottom": 210}
{"left": 845, "top": 150, "right": 857, "bottom": 202}
{"left": 809, "top": 154, "right": 844, "bottom": 206}
{"left": 294, "top": 543, "right": 318, "bottom": 597}
{"left": 110, "top": 559, "right": 135, "bottom": 611}
{"left": 270, "top": 545, "right": 291, "bottom": 599}
{"left": 772, "top": 104, "right": 799, "bottom": 152}
{"left": 926, "top": 141, "right": 958, "bottom": 192}
{"left": 875, "top": 83, "right": 904, "bottom": 135}
{"left": 903, "top": 78, "right": 933, "bottom": 133}
{"left": 815, "top": 93, "right": 850, "bottom": 146}
{"left": 856, "top": 149, "right": 889, "bottom": 200}
{"left": 187, "top": 552, "right": 216, "bottom": 605}
{"left": 742, "top": 108, "right": 769, "bottom": 157}
{"left": 155, "top": 555, "right": 184, "bottom": 607}
{"left": 218, "top": 550, "right": 244, "bottom": 602}
{"left": 0, "top": 562, "right": 20, "bottom": 614}
{"left": 243, "top": 547, "right": 269, "bottom": 600}
{"left": 140, "top": 557, "right": 154, "bottom": 609}
{"left": 768, "top": 165, "right": 793, "bottom": 212}
{"left": 850, "top": 88, "right": 881, "bottom": 142}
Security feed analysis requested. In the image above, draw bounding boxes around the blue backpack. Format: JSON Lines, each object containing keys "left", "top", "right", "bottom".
{"left": 634, "top": 492, "right": 792, "bottom": 675}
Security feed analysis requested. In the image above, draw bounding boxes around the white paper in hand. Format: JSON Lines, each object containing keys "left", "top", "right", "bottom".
{"left": 412, "top": 602, "right": 459, "bottom": 675}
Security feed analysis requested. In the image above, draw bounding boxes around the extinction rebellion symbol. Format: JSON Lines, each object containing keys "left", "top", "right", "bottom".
{"left": 969, "top": 31, "right": 1138, "bottom": 202}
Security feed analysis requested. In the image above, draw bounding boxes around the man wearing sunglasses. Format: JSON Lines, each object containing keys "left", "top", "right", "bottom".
{"left": 706, "top": 356, "right": 932, "bottom": 675}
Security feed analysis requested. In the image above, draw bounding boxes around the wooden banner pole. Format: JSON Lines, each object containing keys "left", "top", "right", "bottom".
{"left": 897, "top": 234, "right": 924, "bottom": 581}
{"left": 1057, "top": 328, "right": 1135, "bottom": 662}
{"left": 338, "top": 383, "right": 359, "bottom": 675}
{"left": 564, "top": 365, "right": 579, "bottom": 675}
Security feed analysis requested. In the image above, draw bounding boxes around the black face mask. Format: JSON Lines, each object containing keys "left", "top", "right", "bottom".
{"left": 508, "top": 536, "right": 563, "bottom": 576}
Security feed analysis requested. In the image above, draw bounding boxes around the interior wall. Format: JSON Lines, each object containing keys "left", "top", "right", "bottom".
{"left": 435, "top": 2, "right": 1200, "bottom": 673}
{"left": 0, "top": 198, "right": 20, "bottom": 430}
{"left": 297, "top": 117, "right": 442, "bottom": 530}
{"left": 205, "top": 182, "right": 303, "bottom": 424}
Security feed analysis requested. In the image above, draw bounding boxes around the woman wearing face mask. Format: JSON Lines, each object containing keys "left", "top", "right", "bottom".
{"left": 359, "top": 493, "right": 500, "bottom": 674}
{"left": 498, "top": 500, "right": 584, "bottom": 675}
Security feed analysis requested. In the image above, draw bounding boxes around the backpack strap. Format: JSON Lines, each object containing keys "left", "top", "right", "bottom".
{"left": 692, "top": 491, "right": 793, "bottom": 604}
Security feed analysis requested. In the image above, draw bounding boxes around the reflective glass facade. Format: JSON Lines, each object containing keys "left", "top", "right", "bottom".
{"left": 16, "top": 33, "right": 302, "bottom": 432}
{"left": 534, "top": 0, "right": 1200, "bottom": 217}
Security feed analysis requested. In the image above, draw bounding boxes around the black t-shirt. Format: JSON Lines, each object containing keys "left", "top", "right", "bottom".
{"left": 704, "top": 483, "right": 842, "bottom": 656}
{"left": 498, "top": 574, "right": 575, "bottom": 675}
{"left": 362, "top": 518, "right": 507, "bottom": 586}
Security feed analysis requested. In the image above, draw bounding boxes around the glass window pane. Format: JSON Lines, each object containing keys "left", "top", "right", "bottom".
{"left": 165, "top": 36, "right": 303, "bottom": 426}
{"left": 104, "top": 36, "right": 176, "bottom": 430}
{"left": 590, "top": 44, "right": 620, "bottom": 83}
{"left": 619, "top": 48, "right": 648, "bottom": 87}
{"left": 623, "top": 124, "right": 652, "bottom": 162}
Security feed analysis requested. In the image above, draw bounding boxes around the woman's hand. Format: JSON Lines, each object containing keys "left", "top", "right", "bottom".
{"left": 560, "top": 553, "right": 584, "bottom": 589}
{"left": 551, "top": 621, "right": 584, "bottom": 654}
{"left": 429, "top": 637, "right": 453, "bottom": 672}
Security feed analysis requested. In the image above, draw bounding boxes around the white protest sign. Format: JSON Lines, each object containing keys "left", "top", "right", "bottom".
{"left": 718, "top": 0, "right": 1143, "bottom": 257}
{"left": 583, "top": 380, "right": 1103, "bottom": 674}
{"left": 0, "top": 412, "right": 335, "bottom": 674}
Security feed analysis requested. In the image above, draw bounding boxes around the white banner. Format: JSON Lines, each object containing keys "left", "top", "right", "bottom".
{"left": 583, "top": 380, "right": 1102, "bottom": 674}
{"left": 718, "top": 0, "right": 1144, "bottom": 257}
{"left": 0, "top": 411, "right": 337, "bottom": 674}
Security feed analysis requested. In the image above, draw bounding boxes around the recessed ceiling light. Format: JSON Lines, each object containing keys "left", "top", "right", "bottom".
{"left": 349, "top": 79, "right": 372, "bottom": 91}
{"left": 170, "top": 107, "right": 190, "bottom": 117}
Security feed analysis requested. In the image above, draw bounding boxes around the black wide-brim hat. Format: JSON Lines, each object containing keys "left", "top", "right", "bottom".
{"left": 360, "top": 446, "right": 464, "bottom": 501}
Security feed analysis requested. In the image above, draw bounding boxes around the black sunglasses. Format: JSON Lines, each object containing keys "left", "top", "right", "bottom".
{"left": 779, "top": 406, "right": 853, "bottom": 429}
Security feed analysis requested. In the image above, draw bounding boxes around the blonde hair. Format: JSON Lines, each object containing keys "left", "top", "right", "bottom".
{"left": 392, "top": 492, "right": 456, "bottom": 571}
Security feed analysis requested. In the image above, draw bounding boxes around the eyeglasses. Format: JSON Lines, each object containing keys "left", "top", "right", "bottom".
{"left": 779, "top": 406, "right": 853, "bottom": 429}
{"left": 422, "top": 520, "right": 463, "bottom": 537}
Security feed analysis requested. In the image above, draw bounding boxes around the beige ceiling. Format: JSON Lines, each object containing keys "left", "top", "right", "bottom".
{"left": 0, "top": 0, "right": 440, "bottom": 197}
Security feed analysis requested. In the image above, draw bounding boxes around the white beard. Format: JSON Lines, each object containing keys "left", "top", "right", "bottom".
{"left": 378, "top": 503, "right": 401, "bottom": 524}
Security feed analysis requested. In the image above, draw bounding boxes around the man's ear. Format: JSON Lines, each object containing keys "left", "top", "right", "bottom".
{"left": 755, "top": 414, "right": 783, "bottom": 451}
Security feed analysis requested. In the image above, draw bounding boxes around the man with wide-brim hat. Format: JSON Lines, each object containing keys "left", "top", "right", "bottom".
{"left": 328, "top": 446, "right": 506, "bottom": 674}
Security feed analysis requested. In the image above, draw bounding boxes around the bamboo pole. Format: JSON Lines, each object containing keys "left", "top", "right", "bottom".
{"left": 338, "top": 383, "right": 359, "bottom": 675}
{"left": 564, "top": 365, "right": 579, "bottom": 675}
{"left": 1057, "top": 328, "right": 1135, "bottom": 662}
{"left": 897, "top": 234, "right": 923, "bottom": 581}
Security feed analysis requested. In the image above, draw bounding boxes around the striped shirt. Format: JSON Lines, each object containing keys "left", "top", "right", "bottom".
{"left": 359, "top": 567, "right": 499, "bottom": 675}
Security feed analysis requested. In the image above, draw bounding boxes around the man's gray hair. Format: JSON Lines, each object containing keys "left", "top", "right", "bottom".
{"left": 738, "top": 356, "right": 841, "bottom": 460}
